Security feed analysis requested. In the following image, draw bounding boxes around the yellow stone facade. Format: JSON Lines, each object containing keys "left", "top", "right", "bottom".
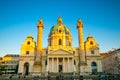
{"left": 18, "top": 17, "right": 102, "bottom": 75}
{"left": 0, "top": 55, "right": 12, "bottom": 62}
{"left": 0, "top": 54, "right": 19, "bottom": 74}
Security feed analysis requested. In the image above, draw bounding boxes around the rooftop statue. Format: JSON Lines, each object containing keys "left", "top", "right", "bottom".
{"left": 37, "top": 19, "right": 44, "bottom": 28}
{"left": 77, "top": 19, "right": 83, "bottom": 28}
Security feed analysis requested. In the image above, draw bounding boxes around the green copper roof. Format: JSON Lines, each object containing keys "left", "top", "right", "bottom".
{"left": 49, "top": 23, "right": 71, "bottom": 36}
{"left": 49, "top": 17, "right": 72, "bottom": 37}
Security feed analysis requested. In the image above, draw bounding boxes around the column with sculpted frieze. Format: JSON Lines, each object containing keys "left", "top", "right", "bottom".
{"left": 68, "top": 57, "right": 69, "bottom": 72}
{"left": 47, "top": 57, "right": 49, "bottom": 72}
{"left": 52, "top": 58, "right": 53, "bottom": 72}
{"left": 57, "top": 57, "right": 58, "bottom": 72}
{"left": 63, "top": 57, "right": 64, "bottom": 72}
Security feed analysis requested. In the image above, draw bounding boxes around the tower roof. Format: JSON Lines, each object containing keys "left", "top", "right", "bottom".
{"left": 27, "top": 34, "right": 33, "bottom": 39}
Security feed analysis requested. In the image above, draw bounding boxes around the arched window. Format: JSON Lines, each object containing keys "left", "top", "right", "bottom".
{"left": 45, "top": 60, "right": 47, "bottom": 65}
{"left": 73, "top": 51, "right": 75, "bottom": 54}
{"left": 59, "top": 39, "right": 62, "bottom": 45}
{"left": 74, "top": 60, "right": 76, "bottom": 65}
{"left": 90, "top": 41, "right": 93, "bottom": 45}
{"left": 59, "top": 30, "right": 62, "bottom": 33}
{"left": 91, "top": 62, "right": 97, "bottom": 74}
{"left": 27, "top": 41, "right": 30, "bottom": 45}
{"left": 91, "top": 50, "right": 94, "bottom": 54}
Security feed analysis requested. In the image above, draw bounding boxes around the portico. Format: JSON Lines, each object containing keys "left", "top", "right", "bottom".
{"left": 47, "top": 56, "right": 74, "bottom": 73}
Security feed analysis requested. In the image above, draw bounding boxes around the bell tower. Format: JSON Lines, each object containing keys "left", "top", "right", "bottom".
{"left": 77, "top": 19, "right": 86, "bottom": 63}
{"left": 37, "top": 19, "right": 44, "bottom": 52}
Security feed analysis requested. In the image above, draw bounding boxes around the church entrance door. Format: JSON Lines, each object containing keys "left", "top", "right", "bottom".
{"left": 58, "top": 58, "right": 63, "bottom": 72}
{"left": 59, "top": 65, "right": 62, "bottom": 72}
{"left": 23, "top": 62, "right": 29, "bottom": 75}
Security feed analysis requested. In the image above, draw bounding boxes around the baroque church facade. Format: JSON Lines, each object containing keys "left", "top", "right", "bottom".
{"left": 18, "top": 17, "right": 102, "bottom": 75}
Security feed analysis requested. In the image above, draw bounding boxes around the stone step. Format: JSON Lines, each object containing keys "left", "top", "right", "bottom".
{"left": 48, "top": 72, "right": 73, "bottom": 76}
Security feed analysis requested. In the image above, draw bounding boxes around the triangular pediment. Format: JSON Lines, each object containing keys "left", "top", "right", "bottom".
{"left": 48, "top": 49, "right": 73, "bottom": 55}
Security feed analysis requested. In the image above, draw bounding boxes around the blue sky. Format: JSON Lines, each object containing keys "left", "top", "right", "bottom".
{"left": 0, "top": 0, "right": 120, "bottom": 57}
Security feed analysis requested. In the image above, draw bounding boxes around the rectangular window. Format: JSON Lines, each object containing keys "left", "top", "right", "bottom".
{"left": 91, "top": 50, "right": 94, "bottom": 54}
{"left": 26, "top": 51, "right": 29, "bottom": 55}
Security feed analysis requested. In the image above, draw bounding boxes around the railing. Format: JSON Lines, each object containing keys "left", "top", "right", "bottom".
{"left": 0, "top": 74, "right": 120, "bottom": 80}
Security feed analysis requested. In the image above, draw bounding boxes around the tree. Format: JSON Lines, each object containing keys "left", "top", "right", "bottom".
{"left": 117, "top": 57, "right": 120, "bottom": 75}
{"left": 0, "top": 65, "right": 6, "bottom": 75}
{"left": 114, "top": 56, "right": 120, "bottom": 79}
{"left": 15, "top": 64, "right": 19, "bottom": 74}
{"left": 0, "top": 63, "right": 2, "bottom": 75}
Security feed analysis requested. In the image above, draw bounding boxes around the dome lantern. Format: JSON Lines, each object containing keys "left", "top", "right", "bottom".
{"left": 57, "top": 17, "right": 62, "bottom": 25}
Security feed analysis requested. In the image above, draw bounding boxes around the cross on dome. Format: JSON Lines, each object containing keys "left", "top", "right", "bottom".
{"left": 57, "top": 16, "right": 62, "bottom": 25}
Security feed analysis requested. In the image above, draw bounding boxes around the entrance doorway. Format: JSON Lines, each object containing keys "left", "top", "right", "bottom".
{"left": 59, "top": 65, "right": 63, "bottom": 72}
{"left": 91, "top": 62, "right": 97, "bottom": 74}
{"left": 58, "top": 58, "right": 63, "bottom": 72}
{"left": 24, "top": 62, "right": 29, "bottom": 75}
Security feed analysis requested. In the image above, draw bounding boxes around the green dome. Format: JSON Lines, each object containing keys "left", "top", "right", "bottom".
{"left": 50, "top": 24, "right": 69, "bottom": 33}
{"left": 49, "top": 23, "right": 71, "bottom": 36}
{"left": 49, "top": 17, "right": 72, "bottom": 36}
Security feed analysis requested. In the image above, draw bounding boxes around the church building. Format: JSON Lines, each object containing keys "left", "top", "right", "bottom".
{"left": 18, "top": 17, "right": 102, "bottom": 75}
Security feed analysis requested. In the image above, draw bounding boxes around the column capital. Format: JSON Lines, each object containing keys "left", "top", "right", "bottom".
{"left": 77, "top": 19, "right": 83, "bottom": 28}
{"left": 37, "top": 19, "right": 44, "bottom": 28}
